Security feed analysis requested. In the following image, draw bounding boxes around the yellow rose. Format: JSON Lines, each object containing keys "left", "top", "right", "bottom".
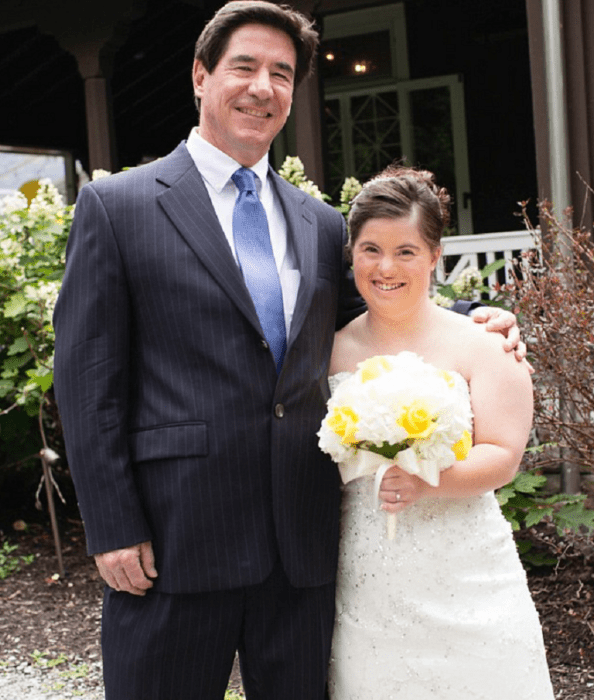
{"left": 452, "top": 430, "right": 472, "bottom": 461}
{"left": 327, "top": 406, "right": 360, "bottom": 445}
{"left": 397, "top": 401, "right": 437, "bottom": 439}
{"left": 359, "top": 355, "right": 392, "bottom": 383}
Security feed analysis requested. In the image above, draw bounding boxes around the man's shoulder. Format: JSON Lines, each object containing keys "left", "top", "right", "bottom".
{"left": 83, "top": 143, "right": 193, "bottom": 196}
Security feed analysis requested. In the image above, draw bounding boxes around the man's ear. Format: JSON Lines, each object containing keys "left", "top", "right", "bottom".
{"left": 192, "top": 59, "right": 207, "bottom": 99}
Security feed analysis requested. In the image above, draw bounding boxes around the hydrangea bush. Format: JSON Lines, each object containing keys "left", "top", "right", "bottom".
{"left": 0, "top": 180, "right": 72, "bottom": 420}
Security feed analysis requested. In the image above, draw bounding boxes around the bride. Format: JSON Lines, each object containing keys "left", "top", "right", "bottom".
{"left": 327, "top": 166, "right": 555, "bottom": 699}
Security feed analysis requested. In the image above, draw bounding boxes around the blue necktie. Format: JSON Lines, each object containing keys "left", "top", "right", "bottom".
{"left": 231, "top": 167, "right": 286, "bottom": 373}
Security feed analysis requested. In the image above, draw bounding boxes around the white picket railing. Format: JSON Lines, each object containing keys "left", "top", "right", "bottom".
{"left": 436, "top": 230, "right": 539, "bottom": 297}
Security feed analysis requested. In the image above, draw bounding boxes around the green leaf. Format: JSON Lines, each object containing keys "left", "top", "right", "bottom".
{"left": 2, "top": 352, "right": 33, "bottom": 373}
{"left": 525, "top": 506, "right": 554, "bottom": 528}
{"left": 3, "top": 293, "right": 28, "bottom": 318}
{"left": 479, "top": 258, "right": 507, "bottom": 279}
{"left": 25, "top": 369, "right": 53, "bottom": 392}
{"left": 361, "top": 441, "right": 410, "bottom": 461}
{"left": 7, "top": 336, "right": 29, "bottom": 356}
{"left": 510, "top": 471, "right": 547, "bottom": 493}
{"left": 495, "top": 484, "right": 515, "bottom": 505}
{"left": 515, "top": 539, "right": 533, "bottom": 555}
{"left": 520, "top": 550, "right": 557, "bottom": 569}
{"left": 0, "top": 379, "right": 15, "bottom": 397}
{"left": 553, "top": 503, "right": 594, "bottom": 534}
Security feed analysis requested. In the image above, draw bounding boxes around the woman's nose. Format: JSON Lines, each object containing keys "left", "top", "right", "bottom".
{"left": 378, "top": 255, "right": 397, "bottom": 276}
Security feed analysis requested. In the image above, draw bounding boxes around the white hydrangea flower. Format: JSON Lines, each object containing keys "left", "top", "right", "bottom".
{"left": 92, "top": 169, "right": 112, "bottom": 181}
{"left": 278, "top": 156, "right": 306, "bottom": 186}
{"left": 1, "top": 191, "right": 28, "bottom": 216}
{"left": 298, "top": 180, "right": 325, "bottom": 201}
{"left": 451, "top": 266, "right": 483, "bottom": 297}
{"left": 29, "top": 179, "right": 65, "bottom": 219}
{"left": 432, "top": 292, "right": 454, "bottom": 308}
{"left": 340, "top": 176, "right": 362, "bottom": 206}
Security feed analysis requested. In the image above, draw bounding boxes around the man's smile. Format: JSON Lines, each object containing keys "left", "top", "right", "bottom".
{"left": 237, "top": 106, "right": 272, "bottom": 118}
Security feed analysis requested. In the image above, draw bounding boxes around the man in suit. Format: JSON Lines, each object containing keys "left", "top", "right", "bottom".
{"left": 53, "top": 2, "right": 523, "bottom": 699}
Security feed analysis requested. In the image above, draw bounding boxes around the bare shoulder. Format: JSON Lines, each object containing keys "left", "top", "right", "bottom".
{"left": 433, "top": 305, "right": 530, "bottom": 380}
{"left": 458, "top": 309, "right": 532, "bottom": 385}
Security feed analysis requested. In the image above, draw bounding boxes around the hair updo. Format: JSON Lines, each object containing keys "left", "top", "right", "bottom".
{"left": 346, "top": 165, "right": 451, "bottom": 260}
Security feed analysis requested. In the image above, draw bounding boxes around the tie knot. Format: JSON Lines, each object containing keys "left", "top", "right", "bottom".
{"left": 232, "top": 167, "right": 258, "bottom": 194}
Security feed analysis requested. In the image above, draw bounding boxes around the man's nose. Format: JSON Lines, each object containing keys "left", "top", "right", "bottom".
{"left": 248, "top": 69, "right": 273, "bottom": 99}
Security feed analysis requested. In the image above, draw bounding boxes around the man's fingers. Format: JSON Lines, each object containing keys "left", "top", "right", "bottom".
{"left": 95, "top": 543, "right": 156, "bottom": 596}
{"left": 139, "top": 541, "right": 158, "bottom": 579}
{"left": 502, "top": 324, "right": 520, "bottom": 350}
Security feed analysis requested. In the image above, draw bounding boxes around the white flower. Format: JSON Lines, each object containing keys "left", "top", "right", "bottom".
{"left": 340, "top": 176, "right": 362, "bottom": 206}
{"left": 298, "top": 180, "right": 325, "bottom": 201}
{"left": 432, "top": 292, "right": 454, "bottom": 308}
{"left": 278, "top": 156, "right": 306, "bottom": 186}
{"left": 1, "top": 191, "right": 28, "bottom": 216}
{"left": 451, "top": 266, "right": 483, "bottom": 297}
{"left": 92, "top": 169, "right": 112, "bottom": 181}
{"left": 29, "top": 179, "right": 65, "bottom": 219}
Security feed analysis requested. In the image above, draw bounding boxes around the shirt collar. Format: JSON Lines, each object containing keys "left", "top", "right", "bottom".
{"left": 186, "top": 128, "right": 270, "bottom": 194}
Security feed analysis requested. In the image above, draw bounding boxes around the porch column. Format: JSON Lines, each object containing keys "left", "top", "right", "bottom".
{"left": 526, "top": 0, "right": 594, "bottom": 226}
{"left": 293, "top": 72, "right": 325, "bottom": 188}
{"left": 74, "top": 46, "right": 118, "bottom": 174}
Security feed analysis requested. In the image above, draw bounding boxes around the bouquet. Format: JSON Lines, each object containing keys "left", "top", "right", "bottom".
{"left": 318, "top": 352, "right": 473, "bottom": 538}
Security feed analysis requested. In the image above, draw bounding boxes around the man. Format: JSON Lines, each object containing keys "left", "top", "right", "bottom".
{"left": 53, "top": 2, "right": 523, "bottom": 699}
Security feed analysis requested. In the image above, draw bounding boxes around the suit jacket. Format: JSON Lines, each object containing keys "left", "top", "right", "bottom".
{"left": 53, "top": 142, "right": 365, "bottom": 594}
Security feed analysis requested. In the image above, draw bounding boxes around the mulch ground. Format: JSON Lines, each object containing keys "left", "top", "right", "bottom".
{"left": 1, "top": 517, "right": 593, "bottom": 699}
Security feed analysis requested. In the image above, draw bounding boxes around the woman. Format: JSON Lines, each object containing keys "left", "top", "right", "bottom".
{"left": 327, "top": 166, "right": 554, "bottom": 699}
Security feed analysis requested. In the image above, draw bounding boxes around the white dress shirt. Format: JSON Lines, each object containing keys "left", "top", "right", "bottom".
{"left": 186, "top": 128, "right": 301, "bottom": 338}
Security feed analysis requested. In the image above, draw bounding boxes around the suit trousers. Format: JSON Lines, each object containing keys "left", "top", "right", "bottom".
{"left": 101, "top": 561, "right": 336, "bottom": 700}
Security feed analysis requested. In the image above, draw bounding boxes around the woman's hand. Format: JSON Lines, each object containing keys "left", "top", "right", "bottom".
{"left": 378, "top": 465, "right": 428, "bottom": 513}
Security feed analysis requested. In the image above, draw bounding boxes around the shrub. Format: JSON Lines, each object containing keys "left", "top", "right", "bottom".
{"left": 0, "top": 181, "right": 71, "bottom": 479}
{"left": 512, "top": 200, "right": 594, "bottom": 481}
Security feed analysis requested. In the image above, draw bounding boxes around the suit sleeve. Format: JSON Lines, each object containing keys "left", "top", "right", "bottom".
{"left": 53, "top": 184, "right": 152, "bottom": 555}
{"left": 335, "top": 215, "right": 366, "bottom": 330}
{"left": 450, "top": 300, "right": 484, "bottom": 315}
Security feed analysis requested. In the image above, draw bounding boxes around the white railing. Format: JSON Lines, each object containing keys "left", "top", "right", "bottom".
{"left": 436, "top": 230, "right": 539, "bottom": 296}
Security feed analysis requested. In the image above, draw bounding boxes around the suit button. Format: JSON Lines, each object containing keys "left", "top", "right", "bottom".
{"left": 260, "top": 339, "right": 269, "bottom": 349}
{"left": 274, "top": 403, "right": 285, "bottom": 418}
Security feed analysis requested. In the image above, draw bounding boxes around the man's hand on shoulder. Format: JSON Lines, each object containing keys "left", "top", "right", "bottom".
{"left": 95, "top": 540, "right": 158, "bottom": 596}
{"left": 470, "top": 306, "right": 533, "bottom": 371}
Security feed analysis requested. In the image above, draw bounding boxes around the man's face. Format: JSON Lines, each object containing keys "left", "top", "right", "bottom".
{"left": 193, "top": 23, "right": 297, "bottom": 167}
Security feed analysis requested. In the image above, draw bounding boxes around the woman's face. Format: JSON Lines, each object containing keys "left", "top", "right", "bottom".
{"left": 352, "top": 214, "right": 440, "bottom": 317}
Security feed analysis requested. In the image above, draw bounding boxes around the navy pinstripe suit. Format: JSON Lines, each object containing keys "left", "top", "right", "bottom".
{"left": 53, "top": 142, "right": 365, "bottom": 697}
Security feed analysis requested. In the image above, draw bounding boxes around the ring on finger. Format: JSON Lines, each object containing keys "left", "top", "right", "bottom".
{"left": 395, "top": 492, "right": 401, "bottom": 502}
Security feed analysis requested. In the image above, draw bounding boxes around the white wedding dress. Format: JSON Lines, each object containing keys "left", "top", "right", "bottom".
{"left": 327, "top": 371, "right": 555, "bottom": 700}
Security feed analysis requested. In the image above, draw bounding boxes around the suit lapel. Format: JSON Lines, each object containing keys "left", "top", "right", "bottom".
{"left": 155, "top": 143, "right": 262, "bottom": 333}
{"left": 270, "top": 170, "right": 318, "bottom": 347}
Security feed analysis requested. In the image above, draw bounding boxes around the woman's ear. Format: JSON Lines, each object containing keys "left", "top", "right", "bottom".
{"left": 430, "top": 245, "right": 443, "bottom": 272}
